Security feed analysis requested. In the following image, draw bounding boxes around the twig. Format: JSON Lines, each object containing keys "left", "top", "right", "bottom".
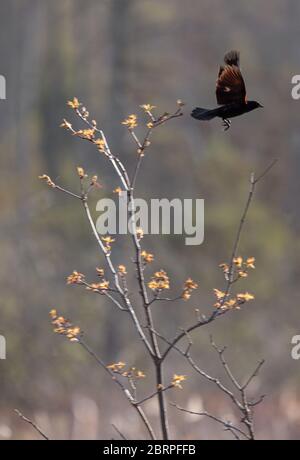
{"left": 55, "top": 185, "right": 82, "bottom": 200}
{"left": 170, "top": 403, "right": 249, "bottom": 440}
{"left": 170, "top": 338, "right": 265, "bottom": 440}
{"left": 79, "top": 339, "right": 156, "bottom": 440}
{"left": 210, "top": 336, "right": 241, "bottom": 390}
{"left": 241, "top": 359, "right": 265, "bottom": 391}
{"left": 14, "top": 409, "right": 49, "bottom": 440}
{"left": 224, "top": 158, "right": 278, "bottom": 292}
{"left": 130, "top": 128, "right": 152, "bottom": 189}
{"left": 46, "top": 100, "right": 271, "bottom": 442}
{"left": 161, "top": 310, "right": 223, "bottom": 361}
{"left": 81, "top": 195, "right": 154, "bottom": 356}
{"left": 152, "top": 327, "right": 244, "bottom": 411}
{"left": 75, "top": 108, "right": 130, "bottom": 190}
{"left": 123, "top": 106, "right": 185, "bottom": 440}
{"left": 136, "top": 385, "right": 173, "bottom": 406}
{"left": 111, "top": 424, "right": 127, "bottom": 440}
{"left": 161, "top": 158, "right": 278, "bottom": 360}
{"left": 128, "top": 183, "right": 170, "bottom": 438}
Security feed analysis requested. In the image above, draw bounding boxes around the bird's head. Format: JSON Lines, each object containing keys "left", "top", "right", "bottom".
{"left": 248, "top": 100, "right": 264, "bottom": 110}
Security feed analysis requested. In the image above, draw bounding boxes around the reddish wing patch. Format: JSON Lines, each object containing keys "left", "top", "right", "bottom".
{"left": 216, "top": 65, "right": 246, "bottom": 105}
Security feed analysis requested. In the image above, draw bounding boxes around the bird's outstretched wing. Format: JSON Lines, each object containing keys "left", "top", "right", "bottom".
{"left": 224, "top": 50, "right": 240, "bottom": 67}
{"left": 216, "top": 50, "right": 246, "bottom": 105}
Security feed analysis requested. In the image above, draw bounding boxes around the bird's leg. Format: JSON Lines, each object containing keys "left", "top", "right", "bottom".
{"left": 222, "top": 119, "right": 231, "bottom": 131}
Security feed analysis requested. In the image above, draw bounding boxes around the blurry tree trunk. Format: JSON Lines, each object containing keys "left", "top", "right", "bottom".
{"left": 9, "top": 0, "right": 45, "bottom": 264}
{"left": 39, "top": 1, "right": 75, "bottom": 176}
{"left": 103, "top": 0, "right": 133, "bottom": 358}
{"left": 107, "top": 0, "right": 132, "bottom": 149}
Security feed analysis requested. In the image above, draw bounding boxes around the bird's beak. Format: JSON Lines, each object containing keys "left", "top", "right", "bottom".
{"left": 259, "top": 103, "right": 264, "bottom": 108}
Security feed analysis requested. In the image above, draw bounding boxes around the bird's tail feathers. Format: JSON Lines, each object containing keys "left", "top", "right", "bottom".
{"left": 191, "top": 107, "right": 219, "bottom": 121}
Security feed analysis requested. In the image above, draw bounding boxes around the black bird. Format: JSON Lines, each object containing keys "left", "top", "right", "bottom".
{"left": 191, "top": 50, "right": 263, "bottom": 130}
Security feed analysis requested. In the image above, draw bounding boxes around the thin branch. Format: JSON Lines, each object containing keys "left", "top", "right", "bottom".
{"left": 127, "top": 184, "right": 170, "bottom": 438}
{"left": 152, "top": 323, "right": 264, "bottom": 441}
{"left": 52, "top": 177, "right": 155, "bottom": 356}
{"left": 103, "top": 291, "right": 127, "bottom": 311}
{"left": 170, "top": 403, "right": 249, "bottom": 440}
{"left": 210, "top": 337, "right": 241, "bottom": 390}
{"left": 111, "top": 424, "right": 127, "bottom": 440}
{"left": 79, "top": 280, "right": 126, "bottom": 311}
{"left": 151, "top": 108, "right": 183, "bottom": 128}
{"left": 254, "top": 158, "right": 278, "bottom": 184}
{"left": 123, "top": 106, "right": 184, "bottom": 440}
{"left": 241, "top": 360, "right": 265, "bottom": 391}
{"left": 136, "top": 385, "right": 173, "bottom": 406}
{"left": 79, "top": 339, "right": 156, "bottom": 440}
{"left": 130, "top": 128, "right": 152, "bottom": 189}
{"left": 81, "top": 196, "right": 154, "bottom": 356}
{"left": 161, "top": 158, "right": 278, "bottom": 360}
{"left": 161, "top": 309, "right": 224, "bottom": 361}
{"left": 53, "top": 101, "right": 273, "bottom": 442}
{"left": 206, "top": 338, "right": 265, "bottom": 440}
{"left": 147, "top": 295, "right": 182, "bottom": 307}
{"left": 149, "top": 326, "right": 242, "bottom": 410}
{"left": 100, "top": 128, "right": 130, "bottom": 190}
{"left": 14, "top": 409, "right": 49, "bottom": 440}
{"left": 74, "top": 107, "right": 130, "bottom": 190}
{"left": 55, "top": 185, "right": 82, "bottom": 200}
{"left": 248, "top": 394, "right": 266, "bottom": 407}
{"left": 225, "top": 158, "right": 278, "bottom": 290}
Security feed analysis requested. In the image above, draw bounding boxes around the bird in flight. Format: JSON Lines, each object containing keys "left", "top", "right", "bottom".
{"left": 191, "top": 50, "right": 263, "bottom": 131}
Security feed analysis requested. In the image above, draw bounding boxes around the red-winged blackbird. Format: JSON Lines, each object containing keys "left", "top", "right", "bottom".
{"left": 191, "top": 50, "right": 263, "bottom": 130}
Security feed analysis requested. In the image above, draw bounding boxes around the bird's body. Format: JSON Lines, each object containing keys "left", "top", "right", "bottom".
{"left": 191, "top": 50, "right": 263, "bottom": 130}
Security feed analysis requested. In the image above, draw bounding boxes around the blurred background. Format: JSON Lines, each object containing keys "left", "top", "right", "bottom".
{"left": 0, "top": 0, "right": 300, "bottom": 440}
